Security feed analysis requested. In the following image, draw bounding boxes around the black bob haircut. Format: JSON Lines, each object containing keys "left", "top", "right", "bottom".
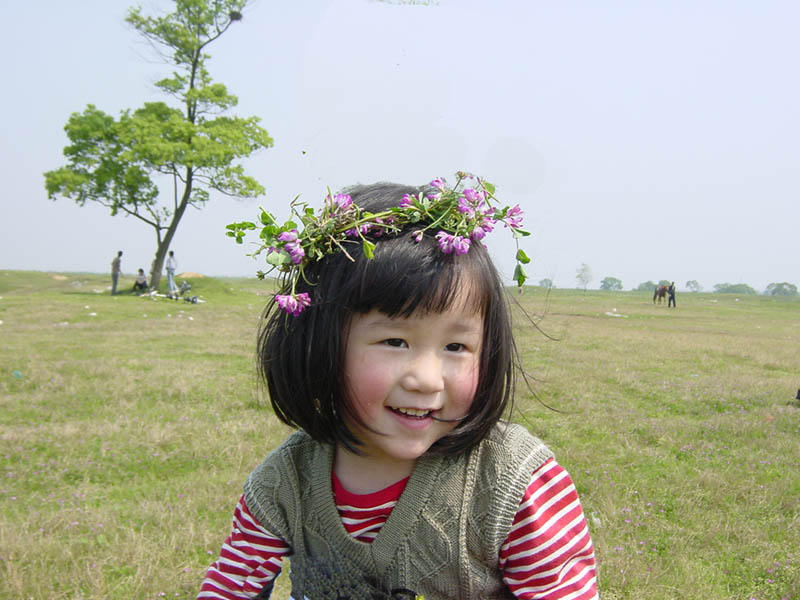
{"left": 257, "top": 182, "right": 518, "bottom": 456}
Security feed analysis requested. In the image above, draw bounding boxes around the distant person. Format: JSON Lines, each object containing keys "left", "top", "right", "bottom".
{"left": 166, "top": 250, "right": 177, "bottom": 296}
{"left": 110, "top": 250, "right": 122, "bottom": 295}
{"left": 132, "top": 268, "right": 148, "bottom": 293}
{"left": 668, "top": 281, "right": 676, "bottom": 307}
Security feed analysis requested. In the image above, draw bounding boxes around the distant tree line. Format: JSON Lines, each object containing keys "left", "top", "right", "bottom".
{"left": 535, "top": 267, "right": 797, "bottom": 297}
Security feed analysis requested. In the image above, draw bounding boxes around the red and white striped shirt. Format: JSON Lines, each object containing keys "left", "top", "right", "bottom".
{"left": 198, "top": 458, "right": 597, "bottom": 599}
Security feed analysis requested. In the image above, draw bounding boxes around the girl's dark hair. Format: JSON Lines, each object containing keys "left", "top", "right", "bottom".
{"left": 258, "top": 182, "right": 517, "bottom": 455}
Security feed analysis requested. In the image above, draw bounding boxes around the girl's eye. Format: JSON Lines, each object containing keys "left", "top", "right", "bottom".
{"left": 445, "top": 342, "right": 465, "bottom": 352}
{"left": 383, "top": 338, "right": 406, "bottom": 348}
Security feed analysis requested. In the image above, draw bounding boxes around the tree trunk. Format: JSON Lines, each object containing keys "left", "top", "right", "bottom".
{"left": 150, "top": 170, "right": 193, "bottom": 290}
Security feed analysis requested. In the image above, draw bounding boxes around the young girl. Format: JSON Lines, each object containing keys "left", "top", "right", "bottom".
{"left": 198, "top": 177, "right": 598, "bottom": 599}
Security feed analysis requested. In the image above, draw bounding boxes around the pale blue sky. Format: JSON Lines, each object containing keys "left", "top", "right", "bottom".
{"left": 1, "top": 0, "right": 797, "bottom": 291}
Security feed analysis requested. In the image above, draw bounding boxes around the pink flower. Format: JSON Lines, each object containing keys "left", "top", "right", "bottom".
{"left": 333, "top": 193, "right": 352, "bottom": 210}
{"left": 462, "top": 187, "right": 485, "bottom": 204}
{"left": 274, "top": 229, "right": 305, "bottom": 264}
{"left": 411, "top": 230, "right": 424, "bottom": 243}
{"left": 430, "top": 177, "right": 446, "bottom": 190}
{"left": 399, "top": 194, "right": 414, "bottom": 208}
{"left": 436, "top": 231, "right": 470, "bottom": 255}
{"left": 275, "top": 292, "right": 312, "bottom": 316}
{"left": 345, "top": 223, "right": 371, "bottom": 238}
{"left": 277, "top": 229, "right": 298, "bottom": 243}
{"left": 457, "top": 198, "right": 474, "bottom": 217}
{"left": 505, "top": 204, "right": 524, "bottom": 229}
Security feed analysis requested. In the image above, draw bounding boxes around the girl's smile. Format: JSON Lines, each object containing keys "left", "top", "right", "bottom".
{"left": 335, "top": 291, "right": 483, "bottom": 492}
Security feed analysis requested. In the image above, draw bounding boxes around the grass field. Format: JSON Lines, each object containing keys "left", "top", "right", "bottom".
{"left": 1, "top": 270, "right": 798, "bottom": 599}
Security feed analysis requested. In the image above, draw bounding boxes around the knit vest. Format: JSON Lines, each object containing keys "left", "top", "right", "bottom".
{"left": 244, "top": 422, "right": 554, "bottom": 600}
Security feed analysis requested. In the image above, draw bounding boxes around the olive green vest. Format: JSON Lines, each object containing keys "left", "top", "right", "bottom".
{"left": 244, "top": 422, "right": 554, "bottom": 600}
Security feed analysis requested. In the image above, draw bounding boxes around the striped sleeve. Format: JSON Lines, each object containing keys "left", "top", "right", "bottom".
{"left": 499, "top": 458, "right": 598, "bottom": 600}
{"left": 197, "top": 495, "right": 290, "bottom": 599}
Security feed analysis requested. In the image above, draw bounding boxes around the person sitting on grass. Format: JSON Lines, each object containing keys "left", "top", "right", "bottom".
{"left": 131, "top": 269, "right": 148, "bottom": 294}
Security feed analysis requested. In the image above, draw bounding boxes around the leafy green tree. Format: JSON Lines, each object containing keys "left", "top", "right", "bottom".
{"left": 635, "top": 281, "right": 657, "bottom": 292}
{"left": 600, "top": 276, "right": 622, "bottom": 291}
{"left": 658, "top": 279, "right": 671, "bottom": 287}
{"left": 765, "top": 282, "right": 798, "bottom": 296}
{"left": 45, "top": 0, "right": 273, "bottom": 290}
{"left": 685, "top": 280, "right": 702, "bottom": 292}
{"left": 713, "top": 283, "right": 757, "bottom": 295}
{"left": 538, "top": 278, "right": 554, "bottom": 289}
{"left": 575, "top": 263, "right": 592, "bottom": 291}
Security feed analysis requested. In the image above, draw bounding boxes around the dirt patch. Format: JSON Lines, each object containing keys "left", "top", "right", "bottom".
{"left": 177, "top": 272, "right": 204, "bottom": 278}
{"left": 51, "top": 275, "right": 68, "bottom": 280}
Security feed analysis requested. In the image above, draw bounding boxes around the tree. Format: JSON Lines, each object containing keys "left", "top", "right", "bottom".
{"left": 600, "top": 276, "right": 622, "bottom": 291}
{"left": 575, "top": 263, "right": 592, "bottom": 291}
{"left": 765, "top": 282, "right": 798, "bottom": 296}
{"left": 713, "top": 283, "right": 756, "bottom": 295}
{"left": 685, "top": 280, "right": 702, "bottom": 292}
{"left": 658, "top": 279, "right": 671, "bottom": 287}
{"left": 538, "top": 278, "right": 553, "bottom": 289}
{"left": 635, "top": 281, "right": 657, "bottom": 292}
{"left": 45, "top": 1, "right": 273, "bottom": 290}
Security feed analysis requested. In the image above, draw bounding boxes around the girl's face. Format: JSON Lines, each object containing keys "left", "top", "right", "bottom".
{"left": 339, "top": 289, "right": 482, "bottom": 479}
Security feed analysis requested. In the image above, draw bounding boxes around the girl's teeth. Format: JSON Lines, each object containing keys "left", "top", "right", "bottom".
{"left": 394, "top": 407, "right": 430, "bottom": 417}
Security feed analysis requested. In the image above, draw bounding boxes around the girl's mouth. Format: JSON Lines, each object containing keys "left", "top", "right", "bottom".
{"left": 389, "top": 406, "right": 432, "bottom": 419}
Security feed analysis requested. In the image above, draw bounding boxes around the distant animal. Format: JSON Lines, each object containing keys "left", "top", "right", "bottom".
{"left": 653, "top": 285, "right": 669, "bottom": 304}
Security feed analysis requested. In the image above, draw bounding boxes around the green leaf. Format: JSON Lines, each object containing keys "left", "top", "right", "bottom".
{"left": 482, "top": 180, "right": 496, "bottom": 195}
{"left": 511, "top": 228, "right": 531, "bottom": 239}
{"left": 362, "top": 239, "right": 375, "bottom": 259}
{"left": 516, "top": 249, "right": 531, "bottom": 264}
{"left": 266, "top": 251, "right": 289, "bottom": 266}
{"left": 513, "top": 264, "right": 527, "bottom": 287}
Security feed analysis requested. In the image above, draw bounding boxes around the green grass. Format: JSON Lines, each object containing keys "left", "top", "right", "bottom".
{"left": 1, "top": 271, "right": 798, "bottom": 599}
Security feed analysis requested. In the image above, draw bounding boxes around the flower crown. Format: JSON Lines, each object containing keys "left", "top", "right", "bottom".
{"left": 226, "top": 171, "right": 531, "bottom": 316}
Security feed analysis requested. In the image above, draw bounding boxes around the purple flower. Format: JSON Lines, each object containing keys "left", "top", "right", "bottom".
{"left": 345, "top": 223, "right": 371, "bottom": 238}
{"left": 505, "top": 204, "right": 524, "bottom": 229}
{"left": 275, "top": 229, "right": 305, "bottom": 264}
{"left": 462, "top": 187, "right": 485, "bottom": 204}
{"left": 399, "top": 194, "right": 414, "bottom": 208}
{"left": 411, "top": 230, "right": 424, "bottom": 243}
{"left": 470, "top": 216, "right": 495, "bottom": 241}
{"left": 457, "top": 198, "right": 474, "bottom": 217}
{"left": 277, "top": 229, "right": 298, "bottom": 243}
{"left": 333, "top": 193, "right": 352, "bottom": 210}
{"left": 436, "top": 231, "right": 471, "bottom": 255}
{"left": 275, "top": 292, "right": 312, "bottom": 316}
{"left": 430, "top": 177, "right": 446, "bottom": 190}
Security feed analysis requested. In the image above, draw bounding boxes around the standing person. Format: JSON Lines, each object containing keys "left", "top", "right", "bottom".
{"left": 668, "top": 281, "right": 676, "bottom": 307}
{"left": 110, "top": 250, "right": 122, "bottom": 295}
{"left": 166, "top": 250, "right": 177, "bottom": 296}
{"left": 197, "top": 177, "right": 598, "bottom": 599}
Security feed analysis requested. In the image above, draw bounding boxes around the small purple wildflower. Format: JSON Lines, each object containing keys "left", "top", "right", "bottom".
{"left": 505, "top": 204, "right": 524, "bottom": 229}
{"left": 274, "top": 229, "right": 306, "bottom": 264}
{"left": 430, "top": 177, "right": 446, "bottom": 190}
{"left": 457, "top": 197, "right": 474, "bottom": 217}
{"left": 411, "top": 230, "right": 424, "bottom": 243}
{"left": 277, "top": 230, "right": 298, "bottom": 243}
{"left": 345, "top": 223, "right": 371, "bottom": 238}
{"left": 470, "top": 216, "right": 495, "bottom": 240}
{"left": 436, "top": 231, "right": 471, "bottom": 255}
{"left": 332, "top": 193, "right": 352, "bottom": 210}
{"left": 462, "top": 187, "right": 485, "bottom": 204}
{"left": 275, "top": 292, "right": 311, "bottom": 316}
{"left": 399, "top": 194, "right": 414, "bottom": 208}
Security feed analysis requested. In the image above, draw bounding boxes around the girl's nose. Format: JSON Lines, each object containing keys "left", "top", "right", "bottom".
{"left": 401, "top": 354, "right": 444, "bottom": 394}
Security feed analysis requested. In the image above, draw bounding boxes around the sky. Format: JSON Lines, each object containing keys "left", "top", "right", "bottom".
{"left": 1, "top": 0, "right": 798, "bottom": 292}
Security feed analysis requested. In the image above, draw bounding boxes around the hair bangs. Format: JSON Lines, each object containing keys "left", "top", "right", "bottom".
{"left": 344, "top": 233, "right": 491, "bottom": 320}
